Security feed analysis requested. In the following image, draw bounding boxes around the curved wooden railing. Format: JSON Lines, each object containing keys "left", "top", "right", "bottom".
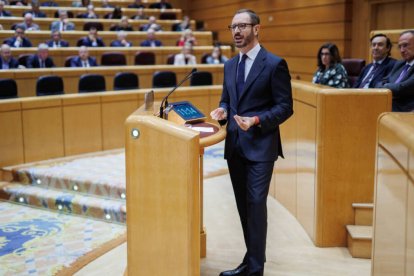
{"left": 372, "top": 112, "right": 414, "bottom": 275}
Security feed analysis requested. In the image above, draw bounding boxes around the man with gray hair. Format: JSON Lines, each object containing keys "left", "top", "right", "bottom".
{"left": 0, "top": 44, "right": 19, "bottom": 69}
{"left": 20, "top": 13, "right": 40, "bottom": 31}
{"left": 110, "top": 31, "right": 132, "bottom": 47}
{"left": 26, "top": 43, "right": 55, "bottom": 68}
{"left": 0, "top": 1, "right": 12, "bottom": 17}
{"left": 50, "top": 9, "right": 75, "bottom": 32}
{"left": 378, "top": 30, "right": 414, "bottom": 111}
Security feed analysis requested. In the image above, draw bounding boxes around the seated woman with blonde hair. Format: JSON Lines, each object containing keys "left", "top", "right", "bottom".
{"left": 312, "top": 43, "right": 349, "bottom": 88}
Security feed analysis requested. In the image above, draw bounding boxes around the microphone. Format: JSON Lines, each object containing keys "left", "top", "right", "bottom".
{"left": 159, "top": 68, "right": 197, "bottom": 119}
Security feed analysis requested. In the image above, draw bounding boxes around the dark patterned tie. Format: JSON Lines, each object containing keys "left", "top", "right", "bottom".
{"left": 236, "top": 54, "right": 248, "bottom": 99}
{"left": 395, "top": 64, "right": 411, "bottom": 83}
{"left": 359, "top": 63, "right": 378, "bottom": 88}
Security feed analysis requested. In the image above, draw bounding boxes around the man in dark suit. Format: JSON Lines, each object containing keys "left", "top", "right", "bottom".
{"left": 110, "top": 31, "right": 132, "bottom": 47}
{"left": 139, "top": 29, "right": 162, "bottom": 47}
{"left": 26, "top": 43, "right": 55, "bottom": 68}
{"left": 70, "top": 46, "right": 98, "bottom": 67}
{"left": 4, "top": 26, "right": 33, "bottom": 48}
{"left": 77, "top": 27, "right": 105, "bottom": 47}
{"left": 210, "top": 9, "right": 293, "bottom": 276}
{"left": 46, "top": 31, "right": 69, "bottom": 48}
{"left": 22, "top": 0, "right": 46, "bottom": 18}
{"left": 378, "top": 30, "right": 414, "bottom": 112}
{"left": 1, "top": 44, "right": 19, "bottom": 69}
{"left": 0, "top": 1, "right": 12, "bottom": 17}
{"left": 354, "top": 34, "right": 396, "bottom": 88}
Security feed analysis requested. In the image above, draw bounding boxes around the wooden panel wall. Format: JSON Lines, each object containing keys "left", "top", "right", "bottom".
{"left": 178, "top": 0, "right": 353, "bottom": 81}
{"left": 0, "top": 86, "right": 222, "bottom": 168}
{"left": 351, "top": 0, "right": 414, "bottom": 61}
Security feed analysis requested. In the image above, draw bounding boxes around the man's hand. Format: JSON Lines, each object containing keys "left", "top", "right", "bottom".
{"left": 210, "top": 107, "right": 227, "bottom": 121}
{"left": 234, "top": 115, "right": 256, "bottom": 131}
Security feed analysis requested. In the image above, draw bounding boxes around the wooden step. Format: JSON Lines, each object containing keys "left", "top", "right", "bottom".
{"left": 352, "top": 203, "right": 373, "bottom": 226}
{"left": 346, "top": 225, "right": 372, "bottom": 259}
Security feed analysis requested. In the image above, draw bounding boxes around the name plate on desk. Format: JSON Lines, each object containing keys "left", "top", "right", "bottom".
{"left": 167, "top": 101, "right": 206, "bottom": 125}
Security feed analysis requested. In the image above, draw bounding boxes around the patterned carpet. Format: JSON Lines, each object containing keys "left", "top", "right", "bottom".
{"left": 0, "top": 142, "right": 227, "bottom": 275}
{"left": 0, "top": 201, "right": 125, "bottom": 276}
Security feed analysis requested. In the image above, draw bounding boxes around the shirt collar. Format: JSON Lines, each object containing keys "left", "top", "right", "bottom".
{"left": 374, "top": 57, "right": 387, "bottom": 65}
{"left": 406, "top": 60, "right": 414, "bottom": 67}
{"left": 239, "top": 43, "right": 261, "bottom": 62}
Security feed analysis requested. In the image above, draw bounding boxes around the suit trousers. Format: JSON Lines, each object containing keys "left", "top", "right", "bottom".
{"left": 227, "top": 144, "right": 275, "bottom": 275}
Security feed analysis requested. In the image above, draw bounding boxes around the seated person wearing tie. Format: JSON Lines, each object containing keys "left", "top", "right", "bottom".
{"left": 0, "top": 1, "right": 12, "bottom": 17}
{"left": 78, "top": 27, "right": 105, "bottom": 47}
{"left": 20, "top": 13, "right": 40, "bottom": 31}
{"left": 50, "top": 10, "right": 76, "bottom": 32}
{"left": 46, "top": 31, "right": 69, "bottom": 48}
{"left": 140, "top": 16, "right": 162, "bottom": 32}
{"left": 377, "top": 30, "right": 414, "bottom": 112}
{"left": 4, "top": 26, "right": 33, "bottom": 48}
{"left": 0, "top": 44, "right": 19, "bottom": 69}
{"left": 130, "top": 8, "right": 147, "bottom": 20}
{"left": 70, "top": 46, "right": 98, "bottom": 67}
{"left": 173, "top": 42, "right": 196, "bottom": 65}
{"left": 110, "top": 30, "right": 132, "bottom": 47}
{"left": 140, "top": 29, "right": 162, "bottom": 47}
{"left": 22, "top": 0, "right": 46, "bottom": 18}
{"left": 354, "top": 34, "right": 396, "bottom": 88}
{"left": 26, "top": 43, "right": 55, "bottom": 68}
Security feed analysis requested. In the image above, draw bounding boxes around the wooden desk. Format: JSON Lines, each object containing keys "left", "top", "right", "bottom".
{"left": 0, "top": 17, "right": 195, "bottom": 32}
{"left": 54, "top": 0, "right": 170, "bottom": 9}
{"left": 0, "top": 64, "right": 224, "bottom": 97}
{"left": 6, "top": 6, "right": 182, "bottom": 19}
{"left": 0, "top": 30, "right": 213, "bottom": 47}
{"left": 10, "top": 46, "right": 231, "bottom": 67}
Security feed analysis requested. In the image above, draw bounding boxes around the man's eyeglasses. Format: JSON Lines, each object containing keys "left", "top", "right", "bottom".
{"left": 228, "top": 23, "right": 255, "bottom": 31}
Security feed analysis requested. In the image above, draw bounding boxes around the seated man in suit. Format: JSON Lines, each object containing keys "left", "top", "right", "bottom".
{"left": 110, "top": 31, "right": 132, "bottom": 47}
{"left": 149, "top": 0, "right": 172, "bottom": 9}
{"left": 22, "top": 0, "right": 46, "bottom": 18}
{"left": 173, "top": 42, "right": 196, "bottom": 65}
{"left": 4, "top": 26, "right": 33, "bottom": 48}
{"left": 0, "top": 44, "right": 19, "bottom": 69}
{"left": 50, "top": 10, "right": 76, "bottom": 32}
{"left": 77, "top": 4, "right": 98, "bottom": 18}
{"left": 377, "top": 30, "right": 414, "bottom": 112}
{"left": 354, "top": 34, "right": 396, "bottom": 88}
{"left": 20, "top": 13, "right": 40, "bottom": 31}
{"left": 46, "top": 30, "right": 69, "bottom": 47}
{"left": 26, "top": 43, "right": 55, "bottom": 68}
{"left": 131, "top": 8, "right": 147, "bottom": 20}
{"left": 70, "top": 46, "right": 98, "bottom": 67}
{"left": 140, "top": 29, "right": 162, "bottom": 47}
{"left": 78, "top": 26, "right": 105, "bottom": 47}
{"left": 140, "top": 16, "right": 162, "bottom": 32}
{"left": 0, "top": 1, "right": 12, "bottom": 16}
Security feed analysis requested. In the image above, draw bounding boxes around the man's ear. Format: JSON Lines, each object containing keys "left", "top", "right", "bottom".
{"left": 254, "top": 24, "right": 260, "bottom": 36}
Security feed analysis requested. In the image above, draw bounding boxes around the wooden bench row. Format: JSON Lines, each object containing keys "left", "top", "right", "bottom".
{"left": 0, "top": 17, "right": 195, "bottom": 32}
{"left": 8, "top": 46, "right": 232, "bottom": 67}
{"left": 0, "top": 30, "right": 213, "bottom": 47}
{"left": 0, "top": 64, "right": 224, "bottom": 97}
{"left": 53, "top": 0, "right": 169, "bottom": 9}
{"left": 5, "top": 6, "right": 182, "bottom": 19}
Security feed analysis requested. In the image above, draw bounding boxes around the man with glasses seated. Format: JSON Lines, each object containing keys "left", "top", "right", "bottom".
{"left": 26, "top": 43, "right": 55, "bottom": 68}
{"left": 4, "top": 26, "right": 33, "bottom": 48}
{"left": 70, "top": 46, "right": 98, "bottom": 67}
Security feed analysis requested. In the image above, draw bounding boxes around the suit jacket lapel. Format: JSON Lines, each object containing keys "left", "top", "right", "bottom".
{"left": 238, "top": 48, "right": 266, "bottom": 101}
{"left": 228, "top": 57, "right": 238, "bottom": 103}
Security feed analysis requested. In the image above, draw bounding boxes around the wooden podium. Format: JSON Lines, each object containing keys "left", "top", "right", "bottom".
{"left": 124, "top": 103, "right": 225, "bottom": 276}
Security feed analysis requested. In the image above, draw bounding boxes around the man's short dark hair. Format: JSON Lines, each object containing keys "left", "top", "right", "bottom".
{"left": 235, "top": 9, "right": 260, "bottom": 25}
{"left": 370, "top": 33, "right": 392, "bottom": 56}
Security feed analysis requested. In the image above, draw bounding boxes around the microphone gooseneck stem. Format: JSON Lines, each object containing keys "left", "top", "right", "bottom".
{"left": 159, "top": 68, "right": 197, "bottom": 119}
